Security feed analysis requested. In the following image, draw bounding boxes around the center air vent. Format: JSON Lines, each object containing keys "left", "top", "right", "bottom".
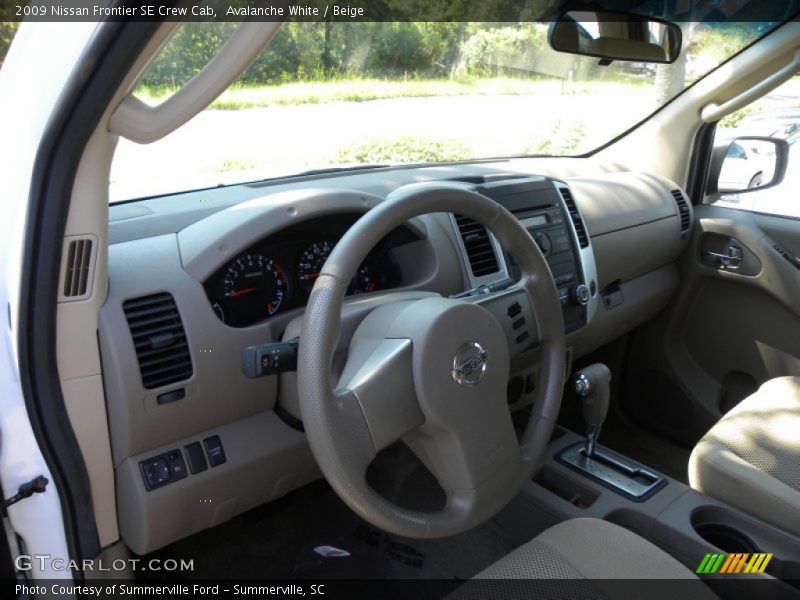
{"left": 123, "top": 292, "right": 193, "bottom": 390}
{"left": 671, "top": 189, "right": 691, "bottom": 232}
{"left": 558, "top": 186, "right": 589, "bottom": 248}
{"left": 454, "top": 215, "right": 500, "bottom": 277}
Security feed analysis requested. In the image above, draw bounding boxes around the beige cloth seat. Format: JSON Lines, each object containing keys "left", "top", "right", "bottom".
{"left": 453, "top": 518, "right": 716, "bottom": 599}
{"left": 689, "top": 376, "right": 800, "bottom": 536}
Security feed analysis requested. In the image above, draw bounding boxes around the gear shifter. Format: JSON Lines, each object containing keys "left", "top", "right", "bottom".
{"left": 573, "top": 363, "right": 611, "bottom": 459}
{"left": 559, "top": 363, "right": 665, "bottom": 500}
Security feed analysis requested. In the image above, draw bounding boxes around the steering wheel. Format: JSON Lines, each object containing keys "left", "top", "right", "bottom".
{"left": 297, "top": 182, "right": 566, "bottom": 538}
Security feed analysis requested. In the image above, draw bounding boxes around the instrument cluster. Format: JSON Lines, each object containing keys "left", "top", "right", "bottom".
{"left": 204, "top": 214, "right": 409, "bottom": 327}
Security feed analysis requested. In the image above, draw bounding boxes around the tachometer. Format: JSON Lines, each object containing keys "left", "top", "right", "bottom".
{"left": 297, "top": 240, "right": 335, "bottom": 294}
{"left": 222, "top": 253, "right": 289, "bottom": 321}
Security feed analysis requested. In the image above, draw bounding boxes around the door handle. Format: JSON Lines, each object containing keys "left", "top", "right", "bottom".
{"left": 704, "top": 246, "right": 743, "bottom": 270}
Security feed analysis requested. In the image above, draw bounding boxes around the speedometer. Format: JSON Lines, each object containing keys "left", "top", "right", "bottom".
{"left": 222, "top": 253, "right": 289, "bottom": 321}
{"left": 297, "top": 240, "right": 335, "bottom": 294}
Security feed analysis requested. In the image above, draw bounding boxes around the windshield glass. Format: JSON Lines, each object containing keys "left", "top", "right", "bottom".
{"left": 110, "top": 19, "right": 781, "bottom": 202}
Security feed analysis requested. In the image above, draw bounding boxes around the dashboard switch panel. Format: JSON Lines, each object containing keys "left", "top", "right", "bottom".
{"left": 140, "top": 448, "right": 189, "bottom": 490}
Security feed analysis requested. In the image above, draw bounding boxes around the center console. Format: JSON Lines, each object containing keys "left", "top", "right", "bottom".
{"left": 449, "top": 176, "right": 600, "bottom": 332}
{"left": 519, "top": 364, "right": 800, "bottom": 599}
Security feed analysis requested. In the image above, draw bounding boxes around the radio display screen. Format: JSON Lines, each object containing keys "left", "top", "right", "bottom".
{"left": 521, "top": 214, "right": 548, "bottom": 228}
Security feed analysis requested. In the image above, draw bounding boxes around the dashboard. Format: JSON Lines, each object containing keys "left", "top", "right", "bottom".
{"left": 101, "top": 159, "right": 693, "bottom": 555}
{"left": 203, "top": 214, "right": 417, "bottom": 327}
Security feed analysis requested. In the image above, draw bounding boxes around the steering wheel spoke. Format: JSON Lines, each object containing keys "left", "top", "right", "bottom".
{"left": 404, "top": 409, "right": 523, "bottom": 494}
{"left": 337, "top": 338, "right": 424, "bottom": 452}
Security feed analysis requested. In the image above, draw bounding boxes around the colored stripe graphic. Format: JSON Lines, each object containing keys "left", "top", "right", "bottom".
{"left": 696, "top": 554, "right": 713, "bottom": 573}
{"left": 745, "top": 554, "right": 761, "bottom": 573}
{"left": 719, "top": 554, "right": 736, "bottom": 573}
{"left": 733, "top": 554, "right": 749, "bottom": 573}
{"left": 751, "top": 553, "right": 773, "bottom": 574}
{"left": 697, "top": 553, "right": 774, "bottom": 574}
{"left": 697, "top": 553, "right": 725, "bottom": 574}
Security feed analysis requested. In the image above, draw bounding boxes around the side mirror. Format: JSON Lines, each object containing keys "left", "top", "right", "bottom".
{"left": 548, "top": 9, "right": 682, "bottom": 63}
{"left": 708, "top": 137, "right": 790, "bottom": 196}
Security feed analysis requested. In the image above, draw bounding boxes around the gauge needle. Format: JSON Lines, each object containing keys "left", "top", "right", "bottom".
{"left": 226, "top": 287, "right": 255, "bottom": 298}
{"left": 300, "top": 272, "right": 320, "bottom": 280}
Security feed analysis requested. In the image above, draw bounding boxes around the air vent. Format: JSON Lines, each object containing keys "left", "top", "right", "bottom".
{"left": 123, "top": 293, "right": 193, "bottom": 390}
{"left": 558, "top": 186, "right": 589, "bottom": 248}
{"left": 671, "top": 189, "right": 691, "bottom": 232}
{"left": 454, "top": 215, "right": 500, "bottom": 277}
{"left": 62, "top": 238, "right": 93, "bottom": 297}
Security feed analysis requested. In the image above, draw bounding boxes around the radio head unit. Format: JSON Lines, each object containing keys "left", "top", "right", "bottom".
{"left": 456, "top": 176, "right": 598, "bottom": 332}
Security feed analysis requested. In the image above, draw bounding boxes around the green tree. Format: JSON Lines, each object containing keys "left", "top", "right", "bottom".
{"left": 140, "top": 23, "right": 236, "bottom": 89}
{"left": 0, "top": 21, "right": 20, "bottom": 67}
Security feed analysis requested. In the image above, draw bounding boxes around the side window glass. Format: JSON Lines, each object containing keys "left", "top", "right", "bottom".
{"left": 131, "top": 23, "right": 236, "bottom": 106}
{"left": 708, "top": 75, "right": 800, "bottom": 218}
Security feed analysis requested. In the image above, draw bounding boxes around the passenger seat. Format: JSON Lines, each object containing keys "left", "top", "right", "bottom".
{"left": 689, "top": 376, "right": 800, "bottom": 536}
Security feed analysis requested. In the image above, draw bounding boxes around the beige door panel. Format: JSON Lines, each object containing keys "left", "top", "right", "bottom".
{"left": 623, "top": 204, "right": 800, "bottom": 446}
{"left": 754, "top": 211, "right": 800, "bottom": 257}
{"left": 680, "top": 205, "right": 800, "bottom": 406}
{"left": 689, "top": 205, "right": 800, "bottom": 320}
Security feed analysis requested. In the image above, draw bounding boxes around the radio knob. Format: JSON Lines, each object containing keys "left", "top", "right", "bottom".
{"left": 572, "top": 284, "right": 590, "bottom": 306}
{"left": 533, "top": 232, "right": 551, "bottom": 257}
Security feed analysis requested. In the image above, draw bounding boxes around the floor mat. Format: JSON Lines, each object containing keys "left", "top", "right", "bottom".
{"left": 143, "top": 480, "right": 515, "bottom": 583}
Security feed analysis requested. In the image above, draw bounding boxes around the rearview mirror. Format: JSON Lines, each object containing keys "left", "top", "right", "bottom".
{"left": 548, "top": 10, "right": 682, "bottom": 63}
{"left": 708, "top": 136, "right": 790, "bottom": 196}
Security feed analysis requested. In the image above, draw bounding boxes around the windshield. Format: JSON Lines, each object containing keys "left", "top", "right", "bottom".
{"left": 110, "top": 19, "right": 780, "bottom": 202}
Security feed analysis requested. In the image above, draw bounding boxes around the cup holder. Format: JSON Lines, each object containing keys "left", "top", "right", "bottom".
{"left": 691, "top": 506, "right": 800, "bottom": 586}
{"left": 691, "top": 507, "right": 763, "bottom": 553}
{"left": 695, "top": 523, "right": 761, "bottom": 554}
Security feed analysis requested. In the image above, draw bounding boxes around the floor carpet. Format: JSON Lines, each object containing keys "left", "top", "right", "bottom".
{"left": 143, "top": 476, "right": 516, "bottom": 584}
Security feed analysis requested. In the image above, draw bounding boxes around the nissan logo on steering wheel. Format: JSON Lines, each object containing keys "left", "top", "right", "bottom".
{"left": 451, "top": 342, "right": 489, "bottom": 387}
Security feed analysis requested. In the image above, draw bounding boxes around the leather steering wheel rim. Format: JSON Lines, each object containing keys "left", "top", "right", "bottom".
{"left": 297, "top": 182, "right": 566, "bottom": 538}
